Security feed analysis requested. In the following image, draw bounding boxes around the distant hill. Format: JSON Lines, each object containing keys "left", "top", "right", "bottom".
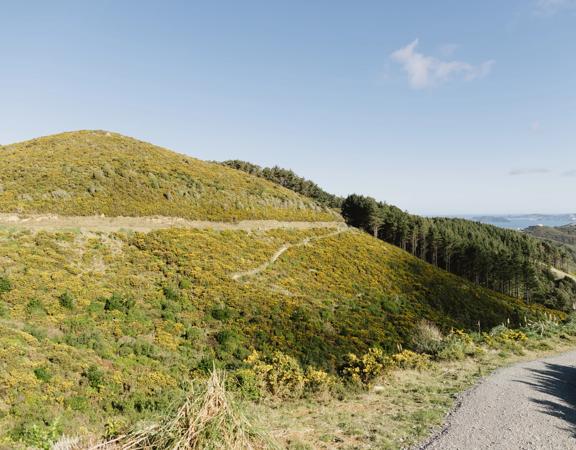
{"left": 468, "top": 214, "right": 576, "bottom": 230}
{"left": 525, "top": 224, "right": 576, "bottom": 248}
{"left": 0, "top": 131, "right": 338, "bottom": 221}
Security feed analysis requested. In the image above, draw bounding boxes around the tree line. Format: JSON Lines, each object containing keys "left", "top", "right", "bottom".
{"left": 342, "top": 194, "right": 576, "bottom": 312}
{"left": 222, "top": 160, "right": 343, "bottom": 208}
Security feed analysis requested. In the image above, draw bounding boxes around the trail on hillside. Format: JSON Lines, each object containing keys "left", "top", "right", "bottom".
{"left": 417, "top": 350, "right": 576, "bottom": 450}
{"left": 230, "top": 228, "right": 348, "bottom": 281}
{"left": 0, "top": 213, "right": 345, "bottom": 233}
{"left": 550, "top": 266, "right": 576, "bottom": 283}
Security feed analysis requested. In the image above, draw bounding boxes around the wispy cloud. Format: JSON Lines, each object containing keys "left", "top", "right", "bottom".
{"left": 509, "top": 168, "right": 551, "bottom": 176}
{"left": 530, "top": 120, "right": 542, "bottom": 132}
{"left": 534, "top": 0, "right": 576, "bottom": 15}
{"left": 562, "top": 169, "right": 576, "bottom": 177}
{"left": 390, "top": 39, "right": 494, "bottom": 89}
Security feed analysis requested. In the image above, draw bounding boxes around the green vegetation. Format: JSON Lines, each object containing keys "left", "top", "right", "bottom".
{"left": 525, "top": 223, "right": 576, "bottom": 249}
{"left": 255, "top": 316, "right": 576, "bottom": 449}
{"left": 1, "top": 132, "right": 574, "bottom": 448}
{"left": 223, "top": 161, "right": 576, "bottom": 311}
{"left": 0, "top": 131, "right": 337, "bottom": 221}
{"left": 222, "top": 160, "right": 343, "bottom": 208}
{"left": 341, "top": 194, "right": 576, "bottom": 311}
{"left": 0, "top": 226, "right": 558, "bottom": 447}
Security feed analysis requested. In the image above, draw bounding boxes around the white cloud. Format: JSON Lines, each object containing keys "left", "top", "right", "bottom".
{"left": 530, "top": 120, "right": 542, "bottom": 131}
{"left": 390, "top": 39, "right": 495, "bottom": 89}
{"left": 438, "top": 43, "right": 460, "bottom": 57}
{"left": 509, "top": 168, "right": 551, "bottom": 176}
{"left": 562, "top": 169, "right": 576, "bottom": 177}
{"left": 534, "top": 0, "right": 576, "bottom": 15}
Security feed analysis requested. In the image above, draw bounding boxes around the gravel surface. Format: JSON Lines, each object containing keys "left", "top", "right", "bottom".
{"left": 418, "top": 350, "right": 576, "bottom": 450}
{"left": 0, "top": 213, "right": 346, "bottom": 232}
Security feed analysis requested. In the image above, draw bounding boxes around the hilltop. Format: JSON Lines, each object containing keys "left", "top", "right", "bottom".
{"left": 0, "top": 130, "right": 338, "bottom": 222}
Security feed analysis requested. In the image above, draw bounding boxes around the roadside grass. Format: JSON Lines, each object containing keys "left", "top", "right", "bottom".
{"left": 253, "top": 327, "right": 576, "bottom": 449}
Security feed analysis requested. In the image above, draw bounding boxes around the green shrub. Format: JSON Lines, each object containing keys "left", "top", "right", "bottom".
{"left": 211, "top": 305, "right": 232, "bottom": 322}
{"left": 0, "top": 275, "right": 11, "bottom": 294}
{"left": 411, "top": 320, "right": 444, "bottom": 355}
{"left": 58, "top": 291, "right": 75, "bottom": 309}
{"left": 215, "top": 329, "right": 241, "bottom": 352}
{"left": 436, "top": 329, "right": 482, "bottom": 361}
{"left": 10, "top": 420, "right": 62, "bottom": 450}
{"left": 64, "top": 395, "right": 89, "bottom": 412}
{"left": 33, "top": 366, "right": 52, "bottom": 382}
{"left": 104, "top": 293, "right": 135, "bottom": 313}
{"left": 232, "top": 368, "right": 263, "bottom": 400}
{"left": 162, "top": 285, "right": 179, "bottom": 301}
{"left": 84, "top": 364, "right": 105, "bottom": 390}
{"left": 178, "top": 278, "right": 192, "bottom": 289}
{"left": 26, "top": 298, "right": 46, "bottom": 315}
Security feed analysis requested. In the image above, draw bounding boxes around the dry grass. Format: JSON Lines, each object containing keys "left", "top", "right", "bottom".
{"left": 100, "top": 370, "right": 274, "bottom": 450}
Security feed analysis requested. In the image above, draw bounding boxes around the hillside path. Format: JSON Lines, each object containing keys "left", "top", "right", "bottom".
{"left": 550, "top": 266, "right": 576, "bottom": 283}
{"left": 0, "top": 213, "right": 346, "bottom": 233}
{"left": 417, "top": 350, "right": 576, "bottom": 450}
{"left": 230, "top": 228, "right": 348, "bottom": 280}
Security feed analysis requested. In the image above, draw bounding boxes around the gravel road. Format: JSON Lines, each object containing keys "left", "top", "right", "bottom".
{"left": 0, "top": 213, "right": 345, "bottom": 233}
{"left": 418, "top": 350, "right": 576, "bottom": 450}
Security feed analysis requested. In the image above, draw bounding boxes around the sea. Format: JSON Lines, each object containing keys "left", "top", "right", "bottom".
{"left": 456, "top": 214, "right": 576, "bottom": 231}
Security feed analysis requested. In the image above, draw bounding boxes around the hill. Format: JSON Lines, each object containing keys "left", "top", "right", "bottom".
{"left": 0, "top": 132, "right": 565, "bottom": 447}
{"left": 0, "top": 225, "right": 555, "bottom": 444}
{"left": 226, "top": 161, "right": 576, "bottom": 312}
{"left": 525, "top": 224, "right": 576, "bottom": 249}
{"left": 0, "top": 131, "right": 338, "bottom": 222}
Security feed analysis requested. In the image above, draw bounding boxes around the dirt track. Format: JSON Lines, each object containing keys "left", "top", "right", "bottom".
{"left": 0, "top": 213, "right": 346, "bottom": 233}
{"left": 418, "top": 350, "right": 576, "bottom": 450}
{"left": 230, "top": 228, "right": 348, "bottom": 280}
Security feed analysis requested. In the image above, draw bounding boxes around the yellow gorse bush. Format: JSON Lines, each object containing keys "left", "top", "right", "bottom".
{"left": 0, "top": 130, "right": 339, "bottom": 222}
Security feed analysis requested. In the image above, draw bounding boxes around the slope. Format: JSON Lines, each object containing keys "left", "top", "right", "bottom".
{"left": 0, "top": 225, "right": 557, "bottom": 444}
{"left": 525, "top": 224, "right": 576, "bottom": 249}
{"left": 0, "top": 130, "right": 338, "bottom": 222}
{"left": 226, "top": 160, "right": 576, "bottom": 311}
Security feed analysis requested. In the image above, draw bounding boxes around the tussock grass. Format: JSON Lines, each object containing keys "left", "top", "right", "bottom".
{"left": 56, "top": 371, "right": 276, "bottom": 450}
{"left": 104, "top": 370, "right": 274, "bottom": 450}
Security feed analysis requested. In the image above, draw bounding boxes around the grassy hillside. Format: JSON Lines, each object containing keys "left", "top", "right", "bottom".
{"left": 0, "top": 130, "right": 338, "bottom": 221}
{"left": 0, "top": 226, "right": 557, "bottom": 445}
{"left": 227, "top": 161, "right": 576, "bottom": 311}
{"left": 525, "top": 224, "right": 576, "bottom": 248}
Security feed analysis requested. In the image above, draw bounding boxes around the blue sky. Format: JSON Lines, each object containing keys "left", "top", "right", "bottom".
{"left": 1, "top": 1, "right": 575, "bottom": 215}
